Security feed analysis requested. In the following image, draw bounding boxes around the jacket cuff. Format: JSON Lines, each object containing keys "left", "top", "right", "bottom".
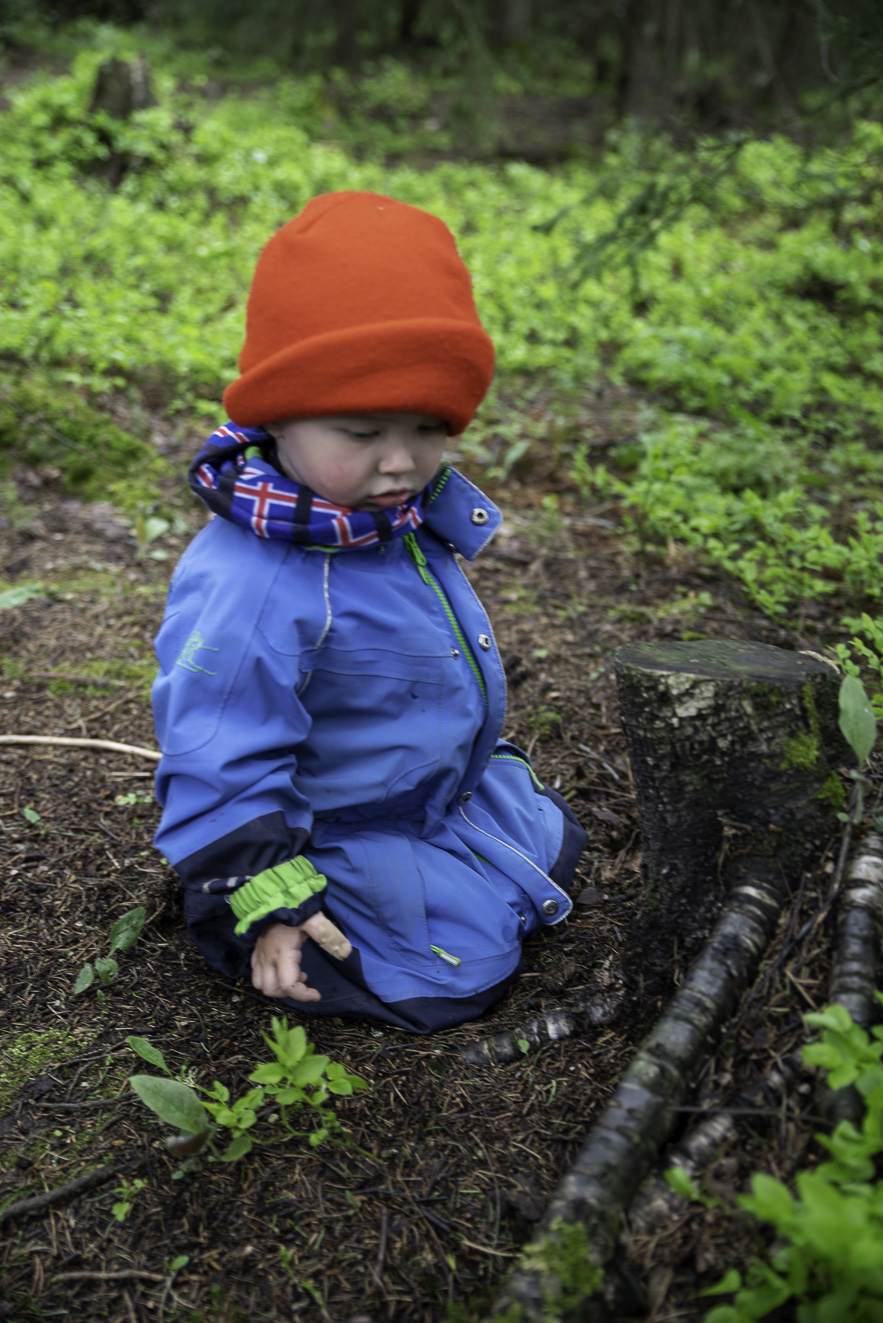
{"left": 229, "top": 856, "right": 327, "bottom": 935}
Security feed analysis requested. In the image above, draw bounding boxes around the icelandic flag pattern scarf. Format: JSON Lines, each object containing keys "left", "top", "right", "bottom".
{"left": 188, "top": 423, "right": 426, "bottom": 548}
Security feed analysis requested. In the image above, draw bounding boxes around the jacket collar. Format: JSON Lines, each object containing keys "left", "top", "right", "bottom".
{"left": 423, "top": 466, "right": 501, "bottom": 560}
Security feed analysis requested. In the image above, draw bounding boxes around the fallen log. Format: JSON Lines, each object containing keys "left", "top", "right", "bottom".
{"left": 822, "top": 831, "right": 883, "bottom": 1127}
{"left": 461, "top": 991, "right": 623, "bottom": 1065}
{"left": 490, "top": 867, "right": 789, "bottom": 1321}
{"left": 626, "top": 1051, "right": 806, "bottom": 1239}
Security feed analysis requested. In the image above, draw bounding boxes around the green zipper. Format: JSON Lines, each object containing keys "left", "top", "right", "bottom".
{"left": 404, "top": 532, "right": 487, "bottom": 707}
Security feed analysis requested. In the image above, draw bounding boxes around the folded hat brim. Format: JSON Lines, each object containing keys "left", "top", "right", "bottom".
{"left": 224, "top": 318, "right": 495, "bottom": 435}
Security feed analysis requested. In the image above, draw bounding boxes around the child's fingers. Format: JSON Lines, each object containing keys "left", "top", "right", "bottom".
{"left": 301, "top": 912, "right": 352, "bottom": 961}
{"left": 251, "top": 927, "right": 321, "bottom": 1001}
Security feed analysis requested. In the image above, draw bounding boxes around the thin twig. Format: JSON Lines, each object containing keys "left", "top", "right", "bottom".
{"left": 0, "top": 735, "right": 160, "bottom": 761}
{"left": 373, "top": 1204, "right": 389, "bottom": 1285}
{"left": 52, "top": 1269, "right": 167, "bottom": 1283}
{"left": 0, "top": 1163, "right": 118, "bottom": 1225}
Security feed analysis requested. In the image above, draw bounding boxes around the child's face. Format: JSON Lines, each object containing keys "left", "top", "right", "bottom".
{"left": 267, "top": 413, "right": 450, "bottom": 511}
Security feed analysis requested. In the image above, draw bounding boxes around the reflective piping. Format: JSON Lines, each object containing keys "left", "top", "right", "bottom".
{"left": 457, "top": 802, "right": 571, "bottom": 917}
{"left": 296, "top": 555, "right": 333, "bottom": 698}
{"left": 316, "top": 555, "right": 333, "bottom": 647}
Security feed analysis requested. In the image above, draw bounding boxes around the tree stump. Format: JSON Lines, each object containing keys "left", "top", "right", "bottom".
{"left": 615, "top": 640, "right": 849, "bottom": 972}
{"left": 88, "top": 55, "right": 156, "bottom": 186}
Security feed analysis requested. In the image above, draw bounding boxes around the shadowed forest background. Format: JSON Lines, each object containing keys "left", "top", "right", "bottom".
{"left": 1, "top": 2, "right": 883, "bottom": 1322}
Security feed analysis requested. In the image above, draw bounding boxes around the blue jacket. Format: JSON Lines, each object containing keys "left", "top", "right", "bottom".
{"left": 153, "top": 452, "right": 581, "bottom": 1031}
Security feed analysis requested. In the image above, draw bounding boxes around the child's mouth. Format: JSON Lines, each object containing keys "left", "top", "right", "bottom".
{"left": 368, "top": 490, "right": 413, "bottom": 507}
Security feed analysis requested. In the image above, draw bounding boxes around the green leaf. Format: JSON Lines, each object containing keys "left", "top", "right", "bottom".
{"left": 291, "top": 1055, "right": 330, "bottom": 1087}
{"left": 326, "top": 1079, "right": 354, "bottom": 1096}
{"left": 740, "top": 1173, "right": 795, "bottom": 1229}
{"left": 94, "top": 956, "right": 118, "bottom": 985}
{"left": 0, "top": 583, "right": 43, "bottom": 610}
{"left": 129, "top": 1075, "right": 210, "bottom": 1134}
{"left": 22, "top": 806, "right": 41, "bottom": 824}
{"left": 168, "top": 1255, "right": 190, "bottom": 1275}
{"left": 249, "top": 1062, "right": 285, "bottom": 1084}
{"left": 839, "top": 674, "right": 877, "bottom": 767}
{"left": 219, "top": 1134, "right": 253, "bottom": 1162}
{"left": 665, "top": 1165, "right": 699, "bottom": 1201}
{"left": 702, "top": 1268, "right": 743, "bottom": 1296}
{"left": 143, "top": 516, "right": 170, "bottom": 544}
{"left": 74, "top": 963, "right": 95, "bottom": 994}
{"left": 108, "top": 906, "right": 146, "bottom": 955}
{"left": 271, "top": 1085, "right": 307, "bottom": 1105}
{"left": 126, "top": 1036, "right": 171, "bottom": 1075}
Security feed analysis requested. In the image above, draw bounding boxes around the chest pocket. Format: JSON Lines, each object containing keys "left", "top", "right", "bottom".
{"left": 296, "top": 644, "right": 468, "bottom": 805}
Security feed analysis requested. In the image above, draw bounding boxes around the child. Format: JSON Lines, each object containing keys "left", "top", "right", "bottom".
{"left": 152, "top": 191, "right": 586, "bottom": 1033}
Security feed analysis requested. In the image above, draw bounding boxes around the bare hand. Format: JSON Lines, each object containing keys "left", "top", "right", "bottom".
{"left": 250, "top": 912, "right": 352, "bottom": 1002}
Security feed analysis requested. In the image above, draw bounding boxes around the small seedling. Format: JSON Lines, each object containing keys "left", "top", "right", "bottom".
{"left": 134, "top": 506, "right": 171, "bottom": 560}
{"left": 128, "top": 1016, "right": 368, "bottom": 1164}
{"left": 115, "top": 789, "right": 154, "bottom": 806}
{"left": 110, "top": 1176, "right": 146, "bottom": 1223}
{"left": 74, "top": 906, "right": 146, "bottom": 995}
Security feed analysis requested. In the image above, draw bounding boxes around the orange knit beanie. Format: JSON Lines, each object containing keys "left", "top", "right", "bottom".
{"left": 223, "top": 191, "right": 495, "bottom": 435}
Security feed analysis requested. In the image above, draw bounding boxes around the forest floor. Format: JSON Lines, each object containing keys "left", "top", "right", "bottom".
{"left": 0, "top": 382, "right": 857, "bottom": 1323}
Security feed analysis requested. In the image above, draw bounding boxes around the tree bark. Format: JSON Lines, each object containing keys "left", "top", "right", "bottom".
{"left": 88, "top": 54, "right": 157, "bottom": 187}
{"left": 490, "top": 860, "right": 791, "bottom": 1322}
{"left": 823, "top": 831, "right": 883, "bottom": 1127}
{"left": 460, "top": 991, "right": 623, "bottom": 1065}
{"left": 614, "top": 640, "right": 848, "bottom": 975}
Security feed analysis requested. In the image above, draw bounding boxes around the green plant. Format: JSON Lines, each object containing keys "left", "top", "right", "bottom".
{"left": 528, "top": 705, "right": 563, "bottom": 743}
{"left": 74, "top": 906, "right": 145, "bottom": 995}
{"left": 127, "top": 1016, "right": 368, "bottom": 1163}
{"left": 837, "top": 673, "right": 878, "bottom": 826}
{"left": 110, "top": 1176, "right": 146, "bottom": 1223}
{"left": 114, "top": 789, "right": 155, "bottom": 806}
{"left": 836, "top": 615, "right": 883, "bottom": 720}
{"left": 0, "top": 583, "right": 44, "bottom": 610}
{"left": 685, "top": 995, "right": 883, "bottom": 1322}
{"left": 133, "top": 505, "right": 171, "bottom": 560}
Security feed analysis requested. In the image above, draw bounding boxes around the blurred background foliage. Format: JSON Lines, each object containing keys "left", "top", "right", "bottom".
{"left": 0, "top": 0, "right": 881, "bottom": 705}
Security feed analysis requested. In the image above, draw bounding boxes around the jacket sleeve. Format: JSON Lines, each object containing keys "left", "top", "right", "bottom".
{"left": 151, "top": 523, "right": 328, "bottom": 979}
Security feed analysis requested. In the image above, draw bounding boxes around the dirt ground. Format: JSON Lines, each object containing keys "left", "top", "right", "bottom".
{"left": 0, "top": 389, "right": 863, "bottom": 1323}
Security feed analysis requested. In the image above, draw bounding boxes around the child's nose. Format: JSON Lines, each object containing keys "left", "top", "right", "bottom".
{"left": 378, "top": 437, "right": 417, "bottom": 474}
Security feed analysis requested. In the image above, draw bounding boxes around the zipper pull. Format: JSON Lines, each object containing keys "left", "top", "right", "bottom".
{"left": 404, "top": 532, "right": 427, "bottom": 567}
{"left": 430, "top": 945, "right": 462, "bottom": 967}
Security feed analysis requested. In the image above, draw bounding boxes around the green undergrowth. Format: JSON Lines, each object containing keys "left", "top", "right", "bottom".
{"left": 1, "top": 31, "right": 881, "bottom": 694}
{"left": 0, "top": 376, "right": 166, "bottom": 514}
{"left": 670, "top": 997, "right": 883, "bottom": 1323}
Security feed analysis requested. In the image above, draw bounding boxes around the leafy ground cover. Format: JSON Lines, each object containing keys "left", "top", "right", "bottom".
{"left": 1, "top": 27, "right": 882, "bottom": 1323}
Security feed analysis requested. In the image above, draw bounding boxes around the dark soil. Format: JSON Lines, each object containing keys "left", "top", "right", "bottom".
{"left": 0, "top": 389, "right": 859, "bottom": 1323}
